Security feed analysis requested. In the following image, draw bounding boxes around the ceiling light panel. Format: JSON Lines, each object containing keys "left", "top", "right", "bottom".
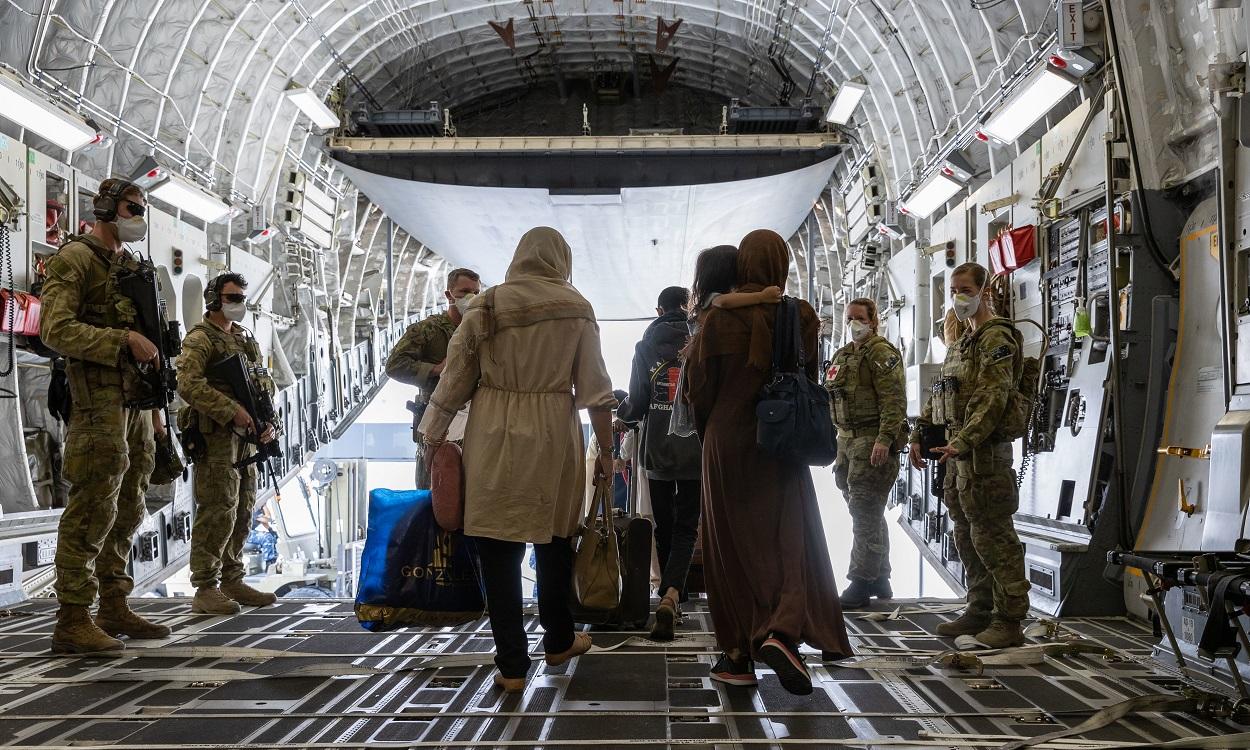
{"left": 825, "top": 81, "right": 868, "bottom": 125}
{"left": 0, "top": 69, "right": 97, "bottom": 151}
{"left": 286, "top": 85, "right": 340, "bottom": 129}
{"left": 979, "top": 66, "right": 1078, "bottom": 144}
{"left": 899, "top": 173, "right": 962, "bottom": 219}
{"left": 149, "top": 173, "right": 234, "bottom": 223}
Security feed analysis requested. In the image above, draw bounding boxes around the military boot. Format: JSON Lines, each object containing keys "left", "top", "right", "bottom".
{"left": 51, "top": 604, "right": 125, "bottom": 654}
{"left": 935, "top": 610, "right": 991, "bottom": 637}
{"left": 221, "top": 580, "right": 277, "bottom": 607}
{"left": 839, "top": 579, "right": 873, "bottom": 609}
{"left": 192, "top": 586, "right": 242, "bottom": 615}
{"left": 870, "top": 578, "right": 893, "bottom": 600}
{"left": 974, "top": 619, "right": 1025, "bottom": 649}
{"left": 95, "top": 596, "right": 172, "bottom": 640}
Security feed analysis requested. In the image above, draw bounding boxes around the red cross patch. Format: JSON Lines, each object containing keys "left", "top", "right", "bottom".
{"left": 826, "top": 363, "right": 840, "bottom": 380}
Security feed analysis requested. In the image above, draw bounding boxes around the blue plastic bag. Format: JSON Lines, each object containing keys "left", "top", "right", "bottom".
{"left": 355, "top": 488, "right": 486, "bottom": 631}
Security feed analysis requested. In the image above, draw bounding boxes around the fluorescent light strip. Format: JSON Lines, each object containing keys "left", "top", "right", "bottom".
{"left": 825, "top": 81, "right": 868, "bottom": 125}
{"left": 286, "top": 86, "right": 340, "bottom": 129}
{"left": 149, "top": 174, "right": 233, "bottom": 223}
{"left": 0, "top": 70, "right": 96, "bottom": 151}
{"left": 899, "top": 173, "right": 962, "bottom": 219}
{"left": 980, "top": 67, "right": 1077, "bottom": 144}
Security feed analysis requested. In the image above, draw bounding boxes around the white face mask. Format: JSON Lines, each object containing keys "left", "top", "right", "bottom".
{"left": 222, "top": 301, "right": 247, "bottom": 323}
{"left": 454, "top": 293, "right": 477, "bottom": 315}
{"left": 115, "top": 216, "right": 147, "bottom": 242}
{"left": 849, "top": 320, "right": 872, "bottom": 343}
{"left": 952, "top": 290, "right": 982, "bottom": 322}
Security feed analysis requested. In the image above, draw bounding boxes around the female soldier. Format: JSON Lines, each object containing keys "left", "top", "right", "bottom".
{"left": 826, "top": 298, "right": 906, "bottom": 608}
{"left": 910, "top": 262, "right": 1030, "bottom": 648}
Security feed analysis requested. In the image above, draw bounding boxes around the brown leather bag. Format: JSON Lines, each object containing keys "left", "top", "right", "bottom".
{"left": 430, "top": 442, "right": 465, "bottom": 532}
{"left": 573, "top": 481, "right": 621, "bottom": 611}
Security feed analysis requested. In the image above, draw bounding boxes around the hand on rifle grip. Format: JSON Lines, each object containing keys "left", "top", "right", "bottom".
{"left": 126, "top": 331, "right": 160, "bottom": 369}
{"left": 232, "top": 405, "right": 256, "bottom": 435}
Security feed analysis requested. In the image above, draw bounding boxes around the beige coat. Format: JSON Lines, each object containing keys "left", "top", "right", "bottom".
{"left": 419, "top": 228, "right": 615, "bottom": 543}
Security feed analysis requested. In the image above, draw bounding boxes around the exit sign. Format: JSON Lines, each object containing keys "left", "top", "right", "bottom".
{"left": 1059, "top": 2, "right": 1084, "bottom": 49}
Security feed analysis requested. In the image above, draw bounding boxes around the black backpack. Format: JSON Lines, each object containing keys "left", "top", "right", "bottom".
{"left": 641, "top": 357, "right": 701, "bottom": 478}
{"left": 755, "top": 298, "right": 838, "bottom": 466}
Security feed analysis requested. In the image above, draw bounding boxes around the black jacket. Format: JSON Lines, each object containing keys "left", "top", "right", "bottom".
{"left": 619, "top": 311, "right": 702, "bottom": 481}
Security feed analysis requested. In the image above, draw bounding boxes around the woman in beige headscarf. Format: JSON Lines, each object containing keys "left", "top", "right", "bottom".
{"left": 420, "top": 227, "right": 616, "bottom": 693}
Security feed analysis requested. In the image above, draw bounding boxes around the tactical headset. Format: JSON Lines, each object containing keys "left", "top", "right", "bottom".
{"left": 92, "top": 178, "right": 140, "bottom": 222}
{"left": 204, "top": 275, "right": 225, "bottom": 312}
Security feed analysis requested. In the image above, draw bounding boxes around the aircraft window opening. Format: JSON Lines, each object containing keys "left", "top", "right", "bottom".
{"left": 39, "top": 172, "right": 69, "bottom": 250}
{"left": 1057, "top": 479, "right": 1076, "bottom": 520}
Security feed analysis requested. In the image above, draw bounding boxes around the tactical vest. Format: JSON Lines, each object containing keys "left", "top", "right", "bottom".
{"left": 178, "top": 322, "right": 267, "bottom": 434}
{"left": 826, "top": 337, "right": 898, "bottom": 433}
{"left": 59, "top": 237, "right": 143, "bottom": 393}
{"left": 930, "top": 318, "right": 1018, "bottom": 432}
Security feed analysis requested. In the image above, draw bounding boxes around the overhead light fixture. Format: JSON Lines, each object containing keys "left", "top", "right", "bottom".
{"left": 976, "top": 63, "right": 1078, "bottom": 144}
{"left": 0, "top": 68, "right": 98, "bottom": 151}
{"left": 825, "top": 80, "right": 868, "bottom": 125}
{"left": 285, "top": 83, "right": 340, "bottom": 130}
{"left": 132, "top": 158, "right": 234, "bottom": 223}
{"left": 899, "top": 153, "right": 975, "bottom": 219}
{"left": 899, "top": 174, "right": 961, "bottom": 220}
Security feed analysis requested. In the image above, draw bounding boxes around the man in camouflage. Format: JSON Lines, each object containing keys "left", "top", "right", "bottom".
{"left": 827, "top": 297, "right": 906, "bottom": 608}
{"left": 40, "top": 178, "right": 171, "bottom": 652}
{"left": 176, "top": 273, "right": 279, "bottom": 615}
{"left": 386, "top": 268, "right": 481, "bottom": 487}
{"left": 911, "top": 262, "right": 1031, "bottom": 649}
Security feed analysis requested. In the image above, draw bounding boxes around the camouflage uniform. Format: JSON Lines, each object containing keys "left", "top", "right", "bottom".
{"left": 385, "top": 313, "right": 457, "bottom": 488}
{"left": 176, "top": 322, "right": 274, "bottom": 589}
{"left": 827, "top": 335, "right": 906, "bottom": 584}
{"left": 40, "top": 234, "right": 155, "bottom": 606}
{"left": 913, "top": 318, "right": 1030, "bottom": 623}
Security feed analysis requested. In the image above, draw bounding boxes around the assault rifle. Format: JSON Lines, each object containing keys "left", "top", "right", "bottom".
{"left": 206, "top": 352, "right": 284, "bottom": 498}
{"left": 115, "top": 261, "right": 181, "bottom": 410}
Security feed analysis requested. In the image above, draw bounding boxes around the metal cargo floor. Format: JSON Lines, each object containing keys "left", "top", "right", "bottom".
{"left": 0, "top": 597, "right": 1245, "bottom": 749}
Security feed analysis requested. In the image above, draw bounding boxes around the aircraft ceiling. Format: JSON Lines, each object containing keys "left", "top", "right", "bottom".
{"left": 0, "top": 1, "right": 1061, "bottom": 317}
{"left": 3, "top": 1, "right": 1058, "bottom": 201}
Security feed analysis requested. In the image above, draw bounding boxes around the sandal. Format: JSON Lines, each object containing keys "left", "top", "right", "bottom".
{"left": 545, "top": 631, "right": 593, "bottom": 667}
{"left": 650, "top": 593, "right": 680, "bottom": 641}
{"left": 492, "top": 672, "right": 526, "bottom": 694}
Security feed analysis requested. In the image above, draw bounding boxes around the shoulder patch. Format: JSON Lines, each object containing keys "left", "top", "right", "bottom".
{"left": 987, "top": 344, "right": 1013, "bottom": 363}
{"left": 874, "top": 353, "right": 900, "bottom": 372}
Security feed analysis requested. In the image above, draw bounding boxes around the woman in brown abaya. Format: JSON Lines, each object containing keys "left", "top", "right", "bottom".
{"left": 683, "top": 229, "right": 853, "bottom": 696}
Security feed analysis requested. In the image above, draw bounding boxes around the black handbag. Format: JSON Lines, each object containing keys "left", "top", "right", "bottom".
{"left": 755, "top": 298, "right": 838, "bottom": 466}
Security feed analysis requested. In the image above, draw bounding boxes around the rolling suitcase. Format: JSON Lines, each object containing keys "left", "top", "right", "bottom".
{"left": 571, "top": 453, "right": 654, "bottom": 629}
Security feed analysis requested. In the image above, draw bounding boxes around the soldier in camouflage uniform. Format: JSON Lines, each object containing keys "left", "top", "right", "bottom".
{"left": 386, "top": 268, "right": 481, "bottom": 488}
{"left": 176, "top": 273, "right": 279, "bottom": 615}
{"left": 911, "top": 263, "right": 1031, "bottom": 649}
{"left": 40, "top": 178, "right": 171, "bottom": 653}
{"left": 826, "top": 297, "right": 906, "bottom": 608}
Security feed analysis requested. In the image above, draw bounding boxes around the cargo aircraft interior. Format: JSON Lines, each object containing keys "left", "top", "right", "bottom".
{"left": 1, "top": 1, "right": 1250, "bottom": 748}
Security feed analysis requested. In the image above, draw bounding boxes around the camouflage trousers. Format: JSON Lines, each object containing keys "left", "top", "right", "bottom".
{"left": 835, "top": 434, "right": 898, "bottom": 582}
{"left": 949, "top": 442, "right": 1031, "bottom": 622}
{"left": 189, "top": 429, "right": 257, "bottom": 588}
{"left": 54, "top": 386, "right": 155, "bottom": 606}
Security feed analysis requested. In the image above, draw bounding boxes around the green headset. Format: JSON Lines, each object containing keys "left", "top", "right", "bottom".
{"left": 204, "top": 275, "right": 225, "bottom": 312}
{"left": 92, "top": 178, "right": 138, "bottom": 222}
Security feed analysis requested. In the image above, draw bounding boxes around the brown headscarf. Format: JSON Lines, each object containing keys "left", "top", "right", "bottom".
{"left": 463, "top": 227, "right": 596, "bottom": 355}
{"left": 686, "top": 229, "right": 801, "bottom": 372}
